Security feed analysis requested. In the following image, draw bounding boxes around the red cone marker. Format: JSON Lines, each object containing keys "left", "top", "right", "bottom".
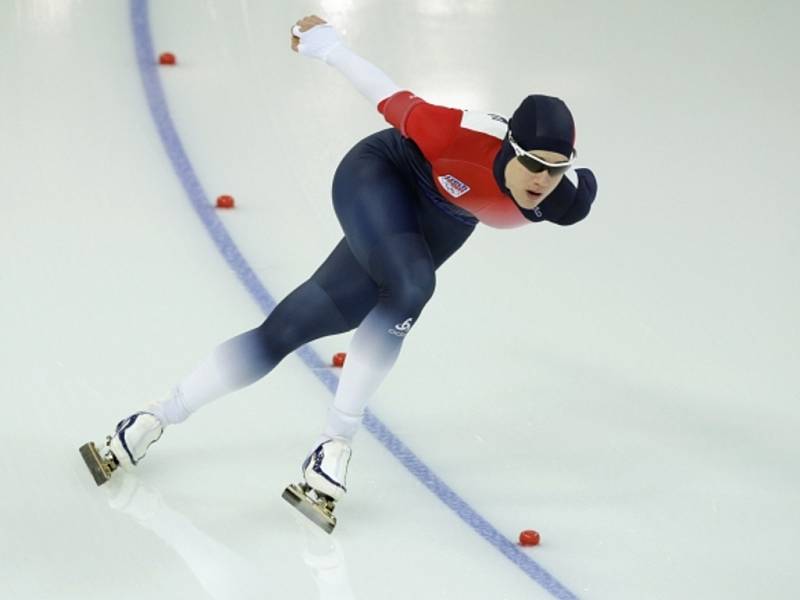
{"left": 216, "top": 195, "right": 235, "bottom": 209}
{"left": 519, "top": 530, "right": 540, "bottom": 546}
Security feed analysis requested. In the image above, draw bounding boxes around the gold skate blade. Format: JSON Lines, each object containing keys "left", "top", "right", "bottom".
{"left": 282, "top": 483, "right": 336, "bottom": 534}
{"left": 79, "top": 442, "right": 115, "bottom": 486}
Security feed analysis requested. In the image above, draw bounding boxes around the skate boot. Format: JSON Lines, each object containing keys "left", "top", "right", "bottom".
{"left": 79, "top": 412, "right": 163, "bottom": 486}
{"left": 282, "top": 438, "right": 352, "bottom": 534}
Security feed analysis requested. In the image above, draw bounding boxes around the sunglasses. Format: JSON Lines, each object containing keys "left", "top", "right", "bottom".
{"left": 508, "top": 132, "right": 576, "bottom": 176}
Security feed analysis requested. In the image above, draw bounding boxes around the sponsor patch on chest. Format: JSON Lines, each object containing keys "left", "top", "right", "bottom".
{"left": 437, "top": 174, "right": 471, "bottom": 198}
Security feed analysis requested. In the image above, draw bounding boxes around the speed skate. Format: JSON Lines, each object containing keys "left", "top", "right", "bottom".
{"left": 79, "top": 439, "right": 119, "bottom": 486}
{"left": 282, "top": 438, "right": 352, "bottom": 533}
{"left": 78, "top": 412, "right": 164, "bottom": 486}
{"left": 282, "top": 483, "right": 338, "bottom": 534}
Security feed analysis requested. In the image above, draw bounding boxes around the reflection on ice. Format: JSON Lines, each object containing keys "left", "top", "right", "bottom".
{"left": 103, "top": 473, "right": 356, "bottom": 600}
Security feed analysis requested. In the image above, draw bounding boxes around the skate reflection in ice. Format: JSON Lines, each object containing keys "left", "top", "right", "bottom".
{"left": 294, "top": 513, "right": 355, "bottom": 600}
{"left": 103, "top": 473, "right": 356, "bottom": 600}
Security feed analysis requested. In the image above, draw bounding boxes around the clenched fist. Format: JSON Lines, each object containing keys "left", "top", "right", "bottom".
{"left": 290, "top": 14, "right": 344, "bottom": 62}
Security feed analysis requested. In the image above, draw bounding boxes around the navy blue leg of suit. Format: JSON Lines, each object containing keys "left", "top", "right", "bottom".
{"left": 240, "top": 129, "right": 473, "bottom": 381}
{"left": 155, "top": 130, "right": 474, "bottom": 425}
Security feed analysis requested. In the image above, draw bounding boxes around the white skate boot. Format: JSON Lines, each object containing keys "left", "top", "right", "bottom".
{"left": 79, "top": 412, "right": 163, "bottom": 486}
{"left": 282, "top": 439, "right": 352, "bottom": 534}
{"left": 303, "top": 439, "right": 352, "bottom": 501}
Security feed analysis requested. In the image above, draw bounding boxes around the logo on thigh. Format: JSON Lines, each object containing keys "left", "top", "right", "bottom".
{"left": 388, "top": 318, "right": 414, "bottom": 337}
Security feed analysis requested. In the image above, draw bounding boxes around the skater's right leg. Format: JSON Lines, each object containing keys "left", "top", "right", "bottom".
{"left": 148, "top": 239, "right": 378, "bottom": 427}
{"left": 82, "top": 241, "right": 378, "bottom": 485}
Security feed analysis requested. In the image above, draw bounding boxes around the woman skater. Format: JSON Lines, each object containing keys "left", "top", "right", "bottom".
{"left": 80, "top": 15, "right": 597, "bottom": 532}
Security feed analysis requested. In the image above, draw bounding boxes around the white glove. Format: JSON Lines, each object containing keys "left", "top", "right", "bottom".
{"left": 292, "top": 23, "right": 344, "bottom": 63}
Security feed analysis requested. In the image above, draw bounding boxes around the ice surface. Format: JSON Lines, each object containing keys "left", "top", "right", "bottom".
{"left": 1, "top": 1, "right": 798, "bottom": 599}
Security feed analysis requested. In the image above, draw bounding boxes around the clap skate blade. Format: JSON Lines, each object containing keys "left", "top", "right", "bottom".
{"left": 78, "top": 441, "right": 118, "bottom": 486}
{"left": 282, "top": 483, "right": 337, "bottom": 534}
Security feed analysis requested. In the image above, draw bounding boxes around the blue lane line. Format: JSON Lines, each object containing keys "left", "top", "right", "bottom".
{"left": 130, "top": 2, "right": 579, "bottom": 598}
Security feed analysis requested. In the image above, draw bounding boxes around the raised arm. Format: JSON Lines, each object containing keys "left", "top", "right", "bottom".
{"left": 290, "top": 15, "right": 401, "bottom": 106}
{"left": 290, "top": 15, "right": 463, "bottom": 161}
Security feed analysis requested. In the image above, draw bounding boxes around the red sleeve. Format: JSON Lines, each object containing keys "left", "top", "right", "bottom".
{"left": 377, "top": 91, "right": 463, "bottom": 161}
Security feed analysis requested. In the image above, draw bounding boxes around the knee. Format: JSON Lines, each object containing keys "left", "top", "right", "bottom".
{"left": 253, "top": 316, "right": 303, "bottom": 360}
{"left": 381, "top": 266, "right": 436, "bottom": 316}
{"left": 409, "top": 268, "right": 437, "bottom": 308}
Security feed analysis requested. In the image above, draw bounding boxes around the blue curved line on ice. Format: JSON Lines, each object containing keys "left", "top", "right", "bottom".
{"left": 129, "top": 1, "right": 579, "bottom": 598}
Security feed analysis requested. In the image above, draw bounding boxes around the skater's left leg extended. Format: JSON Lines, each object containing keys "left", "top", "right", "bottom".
{"left": 284, "top": 133, "right": 474, "bottom": 529}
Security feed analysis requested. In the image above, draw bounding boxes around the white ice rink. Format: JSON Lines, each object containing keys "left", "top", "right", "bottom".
{"left": 2, "top": 1, "right": 799, "bottom": 598}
